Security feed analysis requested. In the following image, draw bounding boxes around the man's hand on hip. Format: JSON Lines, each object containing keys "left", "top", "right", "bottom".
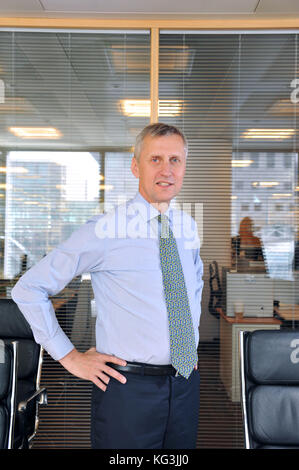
{"left": 59, "top": 347, "right": 127, "bottom": 391}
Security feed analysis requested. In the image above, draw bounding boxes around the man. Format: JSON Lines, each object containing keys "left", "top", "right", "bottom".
{"left": 11, "top": 123, "right": 204, "bottom": 449}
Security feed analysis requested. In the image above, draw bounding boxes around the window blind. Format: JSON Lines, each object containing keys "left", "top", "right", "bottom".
{"left": 0, "top": 29, "right": 150, "bottom": 448}
{"left": 0, "top": 28, "right": 298, "bottom": 449}
{"left": 159, "top": 32, "right": 298, "bottom": 448}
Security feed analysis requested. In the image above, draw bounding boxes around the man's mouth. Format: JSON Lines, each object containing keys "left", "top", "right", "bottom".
{"left": 156, "top": 182, "right": 174, "bottom": 187}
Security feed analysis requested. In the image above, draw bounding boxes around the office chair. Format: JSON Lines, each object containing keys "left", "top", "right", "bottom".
{"left": 0, "top": 298, "right": 47, "bottom": 449}
{"left": 240, "top": 329, "right": 299, "bottom": 449}
{"left": 208, "top": 261, "right": 223, "bottom": 319}
{"left": 0, "top": 340, "right": 18, "bottom": 448}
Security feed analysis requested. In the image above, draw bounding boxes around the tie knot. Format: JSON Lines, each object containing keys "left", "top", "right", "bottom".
{"left": 157, "top": 213, "right": 170, "bottom": 238}
{"left": 157, "top": 213, "right": 168, "bottom": 225}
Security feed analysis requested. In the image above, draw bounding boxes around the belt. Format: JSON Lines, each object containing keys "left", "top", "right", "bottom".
{"left": 107, "top": 361, "right": 178, "bottom": 376}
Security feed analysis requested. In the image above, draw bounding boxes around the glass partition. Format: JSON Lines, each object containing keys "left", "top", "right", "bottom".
{"left": 0, "top": 29, "right": 150, "bottom": 448}
{"left": 0, "top": 27, "right": 298, "bottom": 449}
{"left": 159, "top": 31, "right": 298, "bottom": 448}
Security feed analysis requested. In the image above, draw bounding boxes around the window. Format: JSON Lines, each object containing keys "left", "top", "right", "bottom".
{"left": 0, "top": 29, "right": 150, "bottom": 448}
{"left": 235, "top": 181, "right": 244, "bottom": 190}
{"left": 266, "top": 154, "right": 275, "bottom": 168}
{"left": 1, "top": 27, "right": 298, "bottom": 450}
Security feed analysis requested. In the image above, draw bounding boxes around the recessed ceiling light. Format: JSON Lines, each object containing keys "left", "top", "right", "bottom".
{"left": 242, "top": 128, "right": 295, "bottom": 139}
{"left": 9, "top": 127, "right": 62, "bottom": 139}
{"left": 119, "top": 99, "right": 183, "bottom": 117}
{"left": 0, "top": 166, "right": 28, "bottom": 173}
{"left": 232, "top": 159, "right": 253, "bottom": 167}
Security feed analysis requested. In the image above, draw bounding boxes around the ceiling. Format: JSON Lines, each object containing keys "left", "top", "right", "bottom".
{"left": 0, "top": 30, "right": 297, "bottom": 151}
{"left": 1, "top": 0, "right": 299, "bottom": 18}
{"left": 0, "top": 2, "right": 298, "bottom": 151}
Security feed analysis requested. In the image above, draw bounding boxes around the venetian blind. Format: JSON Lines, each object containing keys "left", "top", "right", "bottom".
{"left": 159, "top": 31, "right": 299, "bottom": 449}
{"left": 0, "top": 29, "right": 150, "bottom": 448}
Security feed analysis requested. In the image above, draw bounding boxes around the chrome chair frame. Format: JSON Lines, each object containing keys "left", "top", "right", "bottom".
{"left": 7, "top": 341, "right": 18, "bottom": 449}
{"left": 16, "top": 345, "right": 47, "bottom": 449}
{"left": 239, "top": 330, "right": 250, "bottom": 449}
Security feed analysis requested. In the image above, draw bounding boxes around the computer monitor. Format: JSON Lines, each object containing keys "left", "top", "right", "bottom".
{"left": 260, "top": 224, "right": 294, "bottom": 281}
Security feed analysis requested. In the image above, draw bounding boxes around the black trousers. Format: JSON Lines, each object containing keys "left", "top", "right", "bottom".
{"left": 91, "top": 367, "right": 200, "bottom": 449}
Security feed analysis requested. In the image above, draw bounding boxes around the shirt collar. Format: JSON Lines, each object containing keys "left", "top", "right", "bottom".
{"left": 130, "top": 191, "right": 174, "bottom": 223}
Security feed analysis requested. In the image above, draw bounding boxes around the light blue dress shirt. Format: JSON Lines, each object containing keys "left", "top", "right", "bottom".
{"left": 11, "top": 192, "right": 204, "bottom": 365}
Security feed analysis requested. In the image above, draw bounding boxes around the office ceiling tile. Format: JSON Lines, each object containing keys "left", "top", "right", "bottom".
{"left": 40, "top": 0, "right": 259, "bottom": 14}
{"left": 0, "top": 0, "right": 43, "bottom": 12}
{"left": 256, "top": 0, "right": 299, "bottom": 13}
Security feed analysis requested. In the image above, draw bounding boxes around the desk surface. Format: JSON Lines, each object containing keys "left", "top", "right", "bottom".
{"left": 218, "top": 308, "right": 281, "bottom": 325}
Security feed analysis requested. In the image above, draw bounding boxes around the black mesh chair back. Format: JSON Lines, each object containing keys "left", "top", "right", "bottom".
{"left": 0, "top": 298, "right": 47, "bottom": 448}
{"left": 240, "top": 329, "right": 299, "bottom": 449}
{"left": 208, "top": 261, "right": 222, "bottom": 318}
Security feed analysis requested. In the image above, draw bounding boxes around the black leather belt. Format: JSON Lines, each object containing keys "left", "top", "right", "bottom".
{"left": 107, "top": 361, "right": 178, "bottom": 376}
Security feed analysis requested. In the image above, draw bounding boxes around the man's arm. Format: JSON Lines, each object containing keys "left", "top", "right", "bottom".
{"left": 11, "top": 217, "right": 127, "bottom": 390}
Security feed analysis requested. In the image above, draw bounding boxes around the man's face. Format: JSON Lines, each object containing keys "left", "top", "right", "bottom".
{"left": 131, "top": 133, "right": 186, "bottom": 206}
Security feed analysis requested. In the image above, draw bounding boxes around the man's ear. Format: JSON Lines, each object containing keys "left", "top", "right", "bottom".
{"left": 131, "top": 156, "right": 139, "bottom": 178}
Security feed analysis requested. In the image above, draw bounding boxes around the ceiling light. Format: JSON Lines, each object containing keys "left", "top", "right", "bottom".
{"left": 232, "top": 159, "right": 253, "bottom": 167}
{"left": 272, "top": 193, "right": 292, "bottom": 198}
{"left": 119, "top": 99, "right": 183, "bottom": 117}
{"left": 99, "top": 184, "right": 114, "bottom": 191}
{"left": 120, "top": 100, "right": 150, "bottom": 117}
{"left": 242, "top": 129, "right": 295, "bottom": 140}
{"left": 9, "top": 127, "right": 62, "bottom": 139}
{"left": 111, "top": 45, "right": 191, "bottom": 73}
{"left": 0, "top": 166, "right": 28, "bottom": 173}
{"left": 259, "top": 182, "right": 279, "bottom": 187}
{"left": 159, "top": 100, "right": 183, "bottom": 117}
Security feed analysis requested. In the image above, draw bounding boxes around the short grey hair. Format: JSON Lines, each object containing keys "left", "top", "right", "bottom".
{"left": 134, "top": 122, "right": 188, "bottom": 161}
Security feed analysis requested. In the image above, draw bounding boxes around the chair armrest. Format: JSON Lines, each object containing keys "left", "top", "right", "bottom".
{"left": 18, "top": 387, "right": 47, "bottom": 413}
{"left": 16, "top": 387, "right": 47, "bottom": 448}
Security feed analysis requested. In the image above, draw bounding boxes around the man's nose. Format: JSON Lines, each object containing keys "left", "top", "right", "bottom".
{"left": 160, "top": 161, "right": 172, "bottom": 175}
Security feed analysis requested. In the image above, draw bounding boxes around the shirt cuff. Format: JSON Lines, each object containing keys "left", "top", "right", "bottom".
{"left": 42, "top": 328, "right": 75, "bottom": 361}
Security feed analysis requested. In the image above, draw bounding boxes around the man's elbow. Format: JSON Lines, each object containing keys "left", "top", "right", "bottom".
{"left": 11, "top": 277, "right": 32, "bottom": 304}
{"left": 11, "top": 280, "right": 22, "bottom": 303}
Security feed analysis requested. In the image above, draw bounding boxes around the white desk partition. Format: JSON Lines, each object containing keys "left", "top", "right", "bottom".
{"left": 225, "top": 270, "right": 299, "bottom": 318}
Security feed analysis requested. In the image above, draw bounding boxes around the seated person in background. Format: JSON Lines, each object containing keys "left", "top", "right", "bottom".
{"left": 232, "top": 217, "right": 263, "bottom": 266}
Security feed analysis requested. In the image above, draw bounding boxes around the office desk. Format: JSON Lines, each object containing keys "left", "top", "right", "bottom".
{"left": 219, "top": 309, "right": 281, "bottom": 402}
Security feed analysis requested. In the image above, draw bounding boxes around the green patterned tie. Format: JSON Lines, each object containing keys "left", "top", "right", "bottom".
{"left": 158, "top": 213, "right": 198, "bottom": 379}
